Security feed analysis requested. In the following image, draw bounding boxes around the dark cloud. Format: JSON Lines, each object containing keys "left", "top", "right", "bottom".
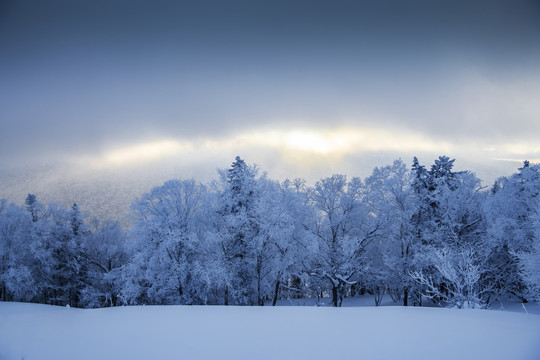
{"left": 1, "top": 0, "right": 539, "bottom": 162}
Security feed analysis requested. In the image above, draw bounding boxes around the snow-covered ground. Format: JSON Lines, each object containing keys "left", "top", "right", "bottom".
{"left": 274, "top": 294, "right": 540, "bottom": 314}
{"left": 1, "top": 298, "right": 539, "bottom": 360}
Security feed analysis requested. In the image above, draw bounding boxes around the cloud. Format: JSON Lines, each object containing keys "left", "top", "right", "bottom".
{"left": 452, "top": 69, "right": 540, "bottom": 142}
{"left": 2, "top": 0, "right": 540, "bottom": 220}
{"left": 92, "top": 140, "right": 194, "bottom": 168}
{"left": 2, "top": 0, "right": 540, "bottom": 163}
{"left": 75, "top": 121, "right": 540, "bottom": 191}
{"left": 87, "top": 126, "right": 455, "bottom": 168}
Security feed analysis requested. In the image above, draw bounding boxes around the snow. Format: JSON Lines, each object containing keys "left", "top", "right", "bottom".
{"left": 1, "top": 300, "right": 539, "bottom": 360}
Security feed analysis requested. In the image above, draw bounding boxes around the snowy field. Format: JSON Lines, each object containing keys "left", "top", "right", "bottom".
{"left": 1, "top": 298, "right": 540, "bottom": 360}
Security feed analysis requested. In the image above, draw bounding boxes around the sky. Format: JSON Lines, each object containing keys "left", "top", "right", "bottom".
{"left": 1, "top": 0, "right": 540, "bottom": 220}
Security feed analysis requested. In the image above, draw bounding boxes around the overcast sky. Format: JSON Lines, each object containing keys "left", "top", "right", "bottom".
{"left": 1, "top": 0, "right": 540, "bottom": 218}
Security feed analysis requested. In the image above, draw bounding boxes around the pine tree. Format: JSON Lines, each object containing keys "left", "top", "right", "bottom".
{"left": 70, "top": 203, "right": 83, "bottom": 237}
{"left": 219, "top": 156, "right": 261, "bottom": 305}
{"left": 25, "top": 193, "right": 39, "bottom": 222}
{"left": 486, "top": 161, "right": 540, "bottom": 302}
{"left": 410, "top": 156, "right": 491, "bottom": 308}
{"left": 0, "top": 199, "right": 36, "bottom": 302}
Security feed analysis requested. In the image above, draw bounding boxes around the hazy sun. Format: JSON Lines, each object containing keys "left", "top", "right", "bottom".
{"left": 286, "top": 131, "right": 336, "bottom": 153}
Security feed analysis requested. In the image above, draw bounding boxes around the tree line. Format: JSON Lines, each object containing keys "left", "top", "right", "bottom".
{"left": 1, "top": 156, "right": 539, "bottom": 308}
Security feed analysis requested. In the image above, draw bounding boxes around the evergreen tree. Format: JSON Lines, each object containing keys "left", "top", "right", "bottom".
{"left": 485, "top": 161, "right": 540, "bottom": 302}
{"left": 410, "top": 157, "right": 491, "bottom": 308}
{"left": 218, "top": 156, "right": 262, "bottom": 305}
{"left": 0, "top": 199, "right": 36, "bottom": 302}
{"left": 70, "top": 203, "right": 83, "bottom": 237}
{"left": 25, "top": 193, "right": 40, "bottom": 222}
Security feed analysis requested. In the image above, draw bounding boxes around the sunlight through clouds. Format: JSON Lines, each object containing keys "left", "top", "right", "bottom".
{"left": 285, "top": 131, "right": 338, "bottom": 154}
{"left": 249, "top": 127, "right": 454, "bottom": 156}
{"left": 91, "top": 126, "right": 458, "bottom": 168}
{"left": 89, "top": 125, "right": 540, "bottom": 176}
{"left": 95, "top": 140, "right": 194, "bottom": 168}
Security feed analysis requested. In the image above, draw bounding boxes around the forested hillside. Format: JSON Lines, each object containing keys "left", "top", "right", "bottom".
{"left": 1, "top": 156, "right": 539, "bottom": 308}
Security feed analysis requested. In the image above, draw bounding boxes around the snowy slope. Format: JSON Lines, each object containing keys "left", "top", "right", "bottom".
{"left": 1, "top": 302, "right": 539, "bottom": 360}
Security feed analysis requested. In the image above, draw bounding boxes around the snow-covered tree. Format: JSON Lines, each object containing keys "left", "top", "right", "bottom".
{"left": 0, "top": 199, "right": 37, "bottom": 302}
{"left": 410, "top": 157, "right": 491, "bottom": 308}
{"left": 210, "top": 157, "right": 313, "bottom": 306}
{"left": 2, "top": 197, "right": 88, "bottom": 306}
{"left": 216, "top": 156, "right": 266, "bottom": 305}
{"left": 2, "top": 155, "right": 535, "bottom": 309}
{"left": 518, "top": 210, "right": 540, "bottom": 302}
{"left": 486, "top": 161, "right": 540, "bottom": 302}
{"left": 25, "top": 193, "right": 41, "bottom": 223}
{"left": 308, "top": 174, "right": 381, "bottom": 307}
{"left": 41, "top": 203, "right": 85, "bottom": 306}
{"left": 79, "top": 218, "right": 127, "bottom": 308}
{"left": 258, "top": 178, "right": 312, "bottom": 305}
{"left": 70, "top": 203, "right": 83, "bottom": 237}
{"left": 122, "top": 179, "right": 211, "bottom": 305}
{"left": 364, "top": 159, "right": 418, "bottom": 305}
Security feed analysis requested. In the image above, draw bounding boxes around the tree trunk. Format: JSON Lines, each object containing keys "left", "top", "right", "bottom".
{"left": 257, "top": 278, "right": 264, "bottom": 306}
{"left": 224, "top": 287, "right": 229, "bottom": 306}
{"left": 272, "top": 279, "right": 280, "bottom": 306}
{"left": 403, "top": 288, "right": 409, "bottom": 306}
{"left": 256, "top": 255, "right": 263, "bottom": 306}
{"left": 332, "top": 286, "right": 339, "bottom": 307}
